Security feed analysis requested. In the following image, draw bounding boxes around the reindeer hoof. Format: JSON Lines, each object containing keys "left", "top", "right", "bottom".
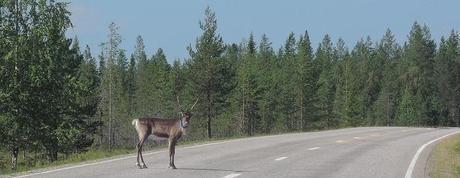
{"left": 169, "top": 165, "right": 177, "bottom": 169}
{"left": 142, "top": 164, "right": 148, "bottom": 169}
{"left": 136, "top": 163, "right": 142, "bottom": 169}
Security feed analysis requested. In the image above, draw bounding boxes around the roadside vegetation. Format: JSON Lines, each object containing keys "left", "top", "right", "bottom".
{"left": 0, "top": 148, "right": 132, "bottom": 175}
{"left": 0, "top": 134, "right": 250, "bottom": 175}
{"left": 430, "top": 134, "right": 460, "bottom": 178}
{"left": 1, "top": 0, "right": 459, "bottom": 175}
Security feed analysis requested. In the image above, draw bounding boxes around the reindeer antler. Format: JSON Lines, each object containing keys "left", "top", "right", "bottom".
{"left": 176, "top": 96, "right": 185, "bottom": 112}
{"left": 190, "top": 98, "right": 199, "bottom": 111}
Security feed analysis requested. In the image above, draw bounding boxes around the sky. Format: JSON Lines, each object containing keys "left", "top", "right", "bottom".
{"left": 67, "top": 0, "right": 460, "bottom": 63}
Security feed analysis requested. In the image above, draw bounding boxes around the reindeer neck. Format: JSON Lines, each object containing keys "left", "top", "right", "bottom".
{"left": 178, "top": 117, "right": 187, "bottom": 134}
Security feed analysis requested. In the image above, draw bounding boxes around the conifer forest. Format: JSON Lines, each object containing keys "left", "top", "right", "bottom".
{"left": 0, "top": 0, "right": 459, "bottom": 170}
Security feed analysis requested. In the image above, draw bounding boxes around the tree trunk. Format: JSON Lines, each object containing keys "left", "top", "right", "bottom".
{"left": 207, "top": 91, "right": 212, "bottom": 139}
{"left": 11, "top": 147, "right": 18, "bottom": 170}
{"left": 47, "top": 149, "right": 58, "bottom": 163}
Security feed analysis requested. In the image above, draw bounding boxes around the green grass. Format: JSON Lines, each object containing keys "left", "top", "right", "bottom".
{"left": 429, "top": 134, "right": 460, "bottom": 178}
{"left": 0, "top": 148, "right": 132, "bottom": 176}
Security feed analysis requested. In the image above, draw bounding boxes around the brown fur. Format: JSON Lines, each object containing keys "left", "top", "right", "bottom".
{"left": 133, "top": 114, "right": 191, "bottom": 169}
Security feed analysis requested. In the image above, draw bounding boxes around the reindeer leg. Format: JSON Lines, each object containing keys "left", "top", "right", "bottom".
{"left": 139, "top": 136, "right": 148, "bottom": 168}
{"left": 136, "top": 141, "right": 142, "bottom": 169}
{"left": 168, "top": 138, "right": 177, "bottom": 169}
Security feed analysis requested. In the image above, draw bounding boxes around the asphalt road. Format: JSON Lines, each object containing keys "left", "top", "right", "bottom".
{"left": 11, "top": 127, "right": 460, "bottom": 178}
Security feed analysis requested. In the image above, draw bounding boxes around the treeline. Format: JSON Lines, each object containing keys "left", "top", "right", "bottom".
{"left": 1, "top": 1, "right": 460, "bottom": 170}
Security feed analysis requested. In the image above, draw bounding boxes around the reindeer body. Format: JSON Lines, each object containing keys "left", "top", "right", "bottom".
{"left": 132, "top": 115, "right": 189, "bottom": 169}
{"left": 134, "top": 118, "right": 185, "bottom": 140}
{"left": 133, "top": 97, "right": 197, "bottom": 169}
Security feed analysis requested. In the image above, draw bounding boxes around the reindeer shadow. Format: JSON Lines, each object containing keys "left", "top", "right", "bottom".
{"left": 177, "top": 167, "right": 252, "bottom": 173}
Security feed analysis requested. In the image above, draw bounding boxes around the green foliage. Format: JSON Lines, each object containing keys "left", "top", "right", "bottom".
{"left": 436, "top": 31, "right": 460, "bottom": 126}
{"left": 397, "top": 87, "right": 419, "bottom": 126}
{"left": 2, "top": 4, "right": 460, "bottom": 173}
{"left": 0, "top": 0, "right": 98, "bottom": 163}
{"left": 186, "top": 6, "right": 233, "bottom": 138}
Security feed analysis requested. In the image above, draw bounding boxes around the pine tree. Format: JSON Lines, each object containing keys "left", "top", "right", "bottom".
{"left": 186, "top": 6, "right": 231, "bottom": 138}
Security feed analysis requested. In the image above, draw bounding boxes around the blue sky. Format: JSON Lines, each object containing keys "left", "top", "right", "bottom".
{"left": 67, "top": 0, "right": 460, "bottom": 63}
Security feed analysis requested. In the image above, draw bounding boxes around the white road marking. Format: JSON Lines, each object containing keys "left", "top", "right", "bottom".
{"left": 14, "top": 133, "right": 305, "bottom": 177}
{"left": 15, "top": 140, "right": 236, "bottom": 178}
{"left": 336, "top": 140, "right": 347, "bottom": 143}
{"left": 14, "top": 153, "right": 153, "bottom": 178}
{"left": 353, "top": 137, "right": 362, "bottom": 139}
{"left": 308, "top": 147, "right": 320, "bottom": 151}
{"left": 275, "top": 156, "right": 288, "bottom": 161}
{"left": 223, "top": 173, "right": 241, "bottom": 178}
{"left": 405, "top": 131, "right": 460, "bottom": 178}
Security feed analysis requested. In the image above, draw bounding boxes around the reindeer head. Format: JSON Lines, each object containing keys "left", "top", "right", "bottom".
{"left": 177, "top": 97, "right": 198, "bottom": 128}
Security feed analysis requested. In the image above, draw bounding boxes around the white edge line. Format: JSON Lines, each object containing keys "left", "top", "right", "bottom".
{"left": 308, "top": 147, "right": 320, "bottom": 151}
{"left": 274, "top": 156, "right": 288, "bottom": 161}
{"left": 404, "top": 131, "right": 460, "bottom": 178}
{"left": 223, "top": 173, "right": 242, "bottom": 178}
{"left": 15, "top": 152, "right": 157, "bottom": 178}
{"left": 12, "top": 128, "right": 393, "bottom": 177}
{"left": 15, "top": 140, "right": 236, "bottom": 178}
{"left": 15, "top": 132, "right": 310, "bottom": 177}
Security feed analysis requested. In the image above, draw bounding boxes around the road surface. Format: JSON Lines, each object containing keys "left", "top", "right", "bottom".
{"left": 10, "top": 127, "right": 460, "bottom": 178}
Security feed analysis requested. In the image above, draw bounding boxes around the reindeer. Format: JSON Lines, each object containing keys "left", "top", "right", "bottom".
{"left": 132, "top": 97, "right": 198, "bottom": 169}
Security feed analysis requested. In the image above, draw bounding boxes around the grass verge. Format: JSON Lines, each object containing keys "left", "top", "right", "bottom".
{"left": 429, "top": 134, "right": 460, "bottom": 178}
{"left": 0, "top": 134, "right": 250, "bottom": 176}
{"left": 0, "top": 149, "right": 132, "bottom": 176}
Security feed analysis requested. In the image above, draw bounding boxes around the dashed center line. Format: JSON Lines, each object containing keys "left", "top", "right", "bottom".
{"left": 308, "top": 147, "right": 320, "bottom": 150}
{"left": 275, "top": 156, "right": 288, "bottom": 161}
{"left": 336, "top": 140, "right": 347, "bottom": 143}
{"left": 223, "top": 173, "right": 241, "bottom": 178}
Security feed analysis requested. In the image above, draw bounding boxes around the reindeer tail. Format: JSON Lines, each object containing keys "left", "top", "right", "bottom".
{"left": 132, "top": 119, "right": 140, "bottom": 132}
{"left": 131, "top": 119, "right": 138, "bottom": 126}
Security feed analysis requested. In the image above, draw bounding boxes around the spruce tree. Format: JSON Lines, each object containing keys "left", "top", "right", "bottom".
{"left": 400, "top": 22, "right": 437, "bottom": 126}
{"left": 436, "top": 30, "right": 460, "bottom": 126}
{"left": 315, "top": 35, "right": 337, "bottom": 129}
{"left": 296, "top": 31, "right": 317, "bottom": 131}
{"left": 372, "top": 29, "right": 401, "bottom": 126}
